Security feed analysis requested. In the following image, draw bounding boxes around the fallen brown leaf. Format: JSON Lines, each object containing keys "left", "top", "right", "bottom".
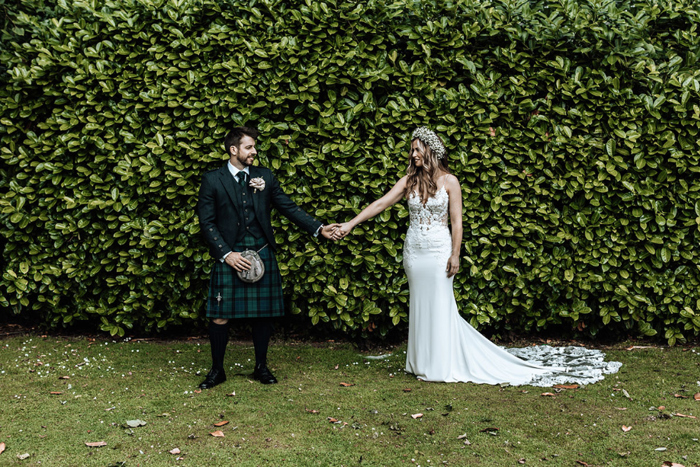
{"left": 213, "top": 421, "right": 229, "bottom": 427}
{"left": 85, "top": 441, "right": 107, "bottom": 447}
{"left": 402, "top": 388, "right": 412, "bottom": 392}
{"left": 673, "top": 413, "right": 697, "bottom": 419}
{"left": 0, "top": 442, "right": 5, "bottom": 455}
{"left": 622, "top": 425, "right": 632, "bottom": 432}
{"left": 518, "top": 459, "right": 526, "bottom": 464}
{"left": 674, "top": 394, "right": 688, "bottom": 399}
{"left": 339, "top": 382, "right": 355, "bottom": 387}
{"left": 169, "top": 448, "right": 181, "bottom": 455}
{"left": 58, "top": 376, "right": 70, "bottom": 380}
{"left": 662, "top": 462, "right": 686, "bottom": 467}
{"left": 575, "top": 461, "right": 589, "bottom": 466}
{"left": 50, "top": 392, "right": 63, "bottom": 395}
{"left": 210, "top": 431, "right": 225, "bottom": 437}
{"left": 305, "top": 409, "right": 320, "bottom": 414}
{"left": 553, "top": 384, "right": 579, "bottom": 389}
{"left": 327, "top": 417, "right": 339, "bottom": 423}
{"left": 411, "top": 413, "right": 423, "bottom": 419}
{"left": 614, "top": 407, "right": 628, "bottom": 411}
{"left": 658, "top": 406, "right": 666, "bottom": 410}
{"left": 194, "top": 389, "right": 202, "bottom": 394}
{"left": 694, "top": 393, "right": 700, "bottom": 401}
{"left": 541, "top": 392, "right": 555, "bottom": 397}
{"left": 225, "top": 392, "right": 236, "bottom": 397}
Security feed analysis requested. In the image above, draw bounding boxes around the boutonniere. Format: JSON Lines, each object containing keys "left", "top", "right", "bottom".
{"left": 249, "top": 177, "right": 265, "bottom": 193}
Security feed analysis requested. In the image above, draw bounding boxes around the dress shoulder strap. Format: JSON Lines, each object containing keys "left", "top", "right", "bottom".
{"left": 436, "top": 173, "right": 452, "bottom": 191}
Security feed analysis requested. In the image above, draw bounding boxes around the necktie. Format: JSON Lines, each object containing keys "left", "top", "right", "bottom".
{"left": 237, "top": 171, "right": 247, "bottom": 187}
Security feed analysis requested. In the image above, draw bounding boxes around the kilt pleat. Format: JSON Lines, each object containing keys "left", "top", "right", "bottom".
{"left": 206, "top": 234, "right": 284, "bottom": 319}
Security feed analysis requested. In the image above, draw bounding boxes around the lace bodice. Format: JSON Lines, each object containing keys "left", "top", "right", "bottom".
{"left": 404, "top": 186, "right": 452, "bottom": 268}
{"left": 407, "top": 186, "right": 450, "bottom": 229}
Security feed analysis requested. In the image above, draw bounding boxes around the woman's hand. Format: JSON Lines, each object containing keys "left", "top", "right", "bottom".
{"left": 446, "top": 254, "right": 460, "bottom": 277}
{"left": 321, "top": 224, "right": 342, "bottom": 241}
{"left": 336, "top": 222, "right": 353, "bottom": 239}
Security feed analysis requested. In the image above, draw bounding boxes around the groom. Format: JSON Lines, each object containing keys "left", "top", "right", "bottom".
{"left": 196, "top": 126, "right": 339, "bottom": 388}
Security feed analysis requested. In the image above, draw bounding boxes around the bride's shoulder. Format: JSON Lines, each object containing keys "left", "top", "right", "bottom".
{"left": 442, "top": 173, "right": 462, "bottom": 191}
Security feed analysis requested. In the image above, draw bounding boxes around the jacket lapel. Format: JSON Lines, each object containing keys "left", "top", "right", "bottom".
{"left": 217, "top": 165, "right": 242, "bottom": 214}
{"left": 249, "top": 166, "right": 262, "bottom": 219}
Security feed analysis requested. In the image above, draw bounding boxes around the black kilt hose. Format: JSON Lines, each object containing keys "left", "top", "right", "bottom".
{"left": 206, "top": 234, "right": 284, "bottom": 319}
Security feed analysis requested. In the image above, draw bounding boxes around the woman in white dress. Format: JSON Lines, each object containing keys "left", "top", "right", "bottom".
{"left": 337, "top": 127, "right": 620, "bottom": 386}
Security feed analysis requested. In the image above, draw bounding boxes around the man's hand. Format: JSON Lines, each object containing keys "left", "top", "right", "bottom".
{"left": 321, "top": 224, "right": 342, "bottom": 241}
{"left": 446, "top": 254, "right": 460, "bottom": 278}
{"left": 225, "top": 252, "right": 252, "bottom": 272}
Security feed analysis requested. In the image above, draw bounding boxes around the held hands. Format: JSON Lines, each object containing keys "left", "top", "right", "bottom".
{"left": 321, "top": 223, "right": 343, "bottom": 241}
{"left": 320, "top": 223, "right": 352, "bottom": 241}
{"left": 225, "top": 252, "right": 252, "bottom": 272}
{"left": 446, "top": 254, "right": 460, "bottom": 278}
{"left": 335, "top": 222, "right": 353, "bottom": 239}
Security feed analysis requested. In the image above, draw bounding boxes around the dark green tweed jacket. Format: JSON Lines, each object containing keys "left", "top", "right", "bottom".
{"left": 196, "top": 164, "right": 322, "bottom": 260}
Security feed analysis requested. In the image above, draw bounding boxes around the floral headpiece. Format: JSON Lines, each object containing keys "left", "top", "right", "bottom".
{"left": 411, "top": 127, "right": 446, "bottom": 160}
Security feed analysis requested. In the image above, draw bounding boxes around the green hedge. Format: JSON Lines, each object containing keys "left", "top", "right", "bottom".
{"left": 1, "top": 0, "right": 699, "bottom": 344}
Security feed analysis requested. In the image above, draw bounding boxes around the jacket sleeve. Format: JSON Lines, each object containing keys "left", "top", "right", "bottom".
{"left": 268, "top": 171, "right": 322, "bottom": 235}
{"left": 197, "top": 173, "right": 232, "bottom": 259}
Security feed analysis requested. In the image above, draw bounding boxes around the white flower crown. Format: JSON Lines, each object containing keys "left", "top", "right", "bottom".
{"left": 411, "top": 127, "right": 446, "bottom": 160}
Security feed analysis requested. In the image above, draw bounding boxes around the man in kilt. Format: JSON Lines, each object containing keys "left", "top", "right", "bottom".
{"left": 196, "top": 126, "right": 339, "bottom": 388}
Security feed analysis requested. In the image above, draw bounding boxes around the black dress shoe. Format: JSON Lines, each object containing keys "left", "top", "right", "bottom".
{"left": 253, "top": 364, "right": 278, "bottom": 384}
{"left": 199, "top": 369, "right": 226, "bottom": 389}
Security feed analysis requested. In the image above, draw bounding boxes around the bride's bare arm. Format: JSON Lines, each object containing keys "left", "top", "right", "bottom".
{"left": 445, "top": 175, "right": 463, "bottom": 277}
{"left": 338, "top": 176, "right": 408, "bottom": 237}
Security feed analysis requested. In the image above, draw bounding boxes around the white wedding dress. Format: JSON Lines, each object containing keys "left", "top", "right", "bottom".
{"left": 403, "top": 183, "right": 621, "bottom": 386}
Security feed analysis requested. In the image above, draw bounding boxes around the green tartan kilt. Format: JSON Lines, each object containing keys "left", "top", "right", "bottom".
{"left": 206, "top": 234, "right": 284, "bottom": 319}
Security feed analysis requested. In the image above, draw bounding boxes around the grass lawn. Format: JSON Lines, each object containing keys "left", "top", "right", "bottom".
{"left": 0, "top": 334, "right": 698, "bottom": 466}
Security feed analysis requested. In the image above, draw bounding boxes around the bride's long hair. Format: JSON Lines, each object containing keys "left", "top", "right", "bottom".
{"left": 405, "top": 137, "right": 450, "bottom": 204}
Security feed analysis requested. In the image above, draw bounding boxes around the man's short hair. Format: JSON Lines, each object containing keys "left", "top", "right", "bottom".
{"left": 225, "top": 126, "right": 259, "bottom": 154}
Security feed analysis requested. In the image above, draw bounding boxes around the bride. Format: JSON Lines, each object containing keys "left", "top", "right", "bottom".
{"left": 337, "top": 127, "right": 620, "bottom": 386}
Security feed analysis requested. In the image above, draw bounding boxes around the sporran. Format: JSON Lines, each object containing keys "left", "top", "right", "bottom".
{"left": 237, "top": 245, "right": 267, "bottom": 283}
